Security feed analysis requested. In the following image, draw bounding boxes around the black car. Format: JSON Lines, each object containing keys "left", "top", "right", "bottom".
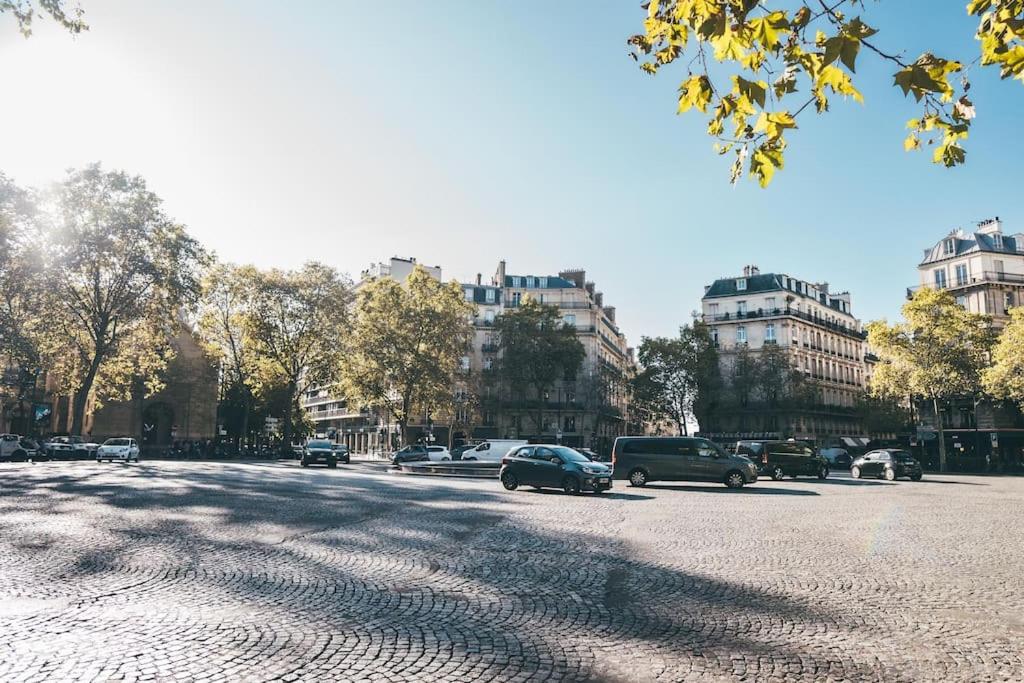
{"left": 734, "top": 440, "right": 830, "bottom": 480}
{"left": 301, "top": 439, "right": 338, "bottom": 468}
{"left": 851, "top": 449, "right": 923, "bottom": 481}
{"left": 500, "top": 444, "right": 612, "bottom": 495}
{"left": 331, "top": 443, "right": 351, "bottom": 464}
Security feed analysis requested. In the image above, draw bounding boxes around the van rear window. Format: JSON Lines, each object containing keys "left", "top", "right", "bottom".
{"left": 622, "top": 439, "right": 684, "bottom": 455}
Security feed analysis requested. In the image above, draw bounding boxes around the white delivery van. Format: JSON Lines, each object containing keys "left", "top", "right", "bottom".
{"left": 461, "top": 440, "right": 529, "bottom": 462}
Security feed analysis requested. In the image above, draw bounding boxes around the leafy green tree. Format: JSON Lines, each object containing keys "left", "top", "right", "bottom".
{"left": 342, "top": 266, "right": 473, "bottom": 445}
{"left": 983, "top": 307, "right": 1024, "bottom": 411}
{"left": 867, "top": 288, "right": 994, "bottom": 471}
{"left": 854, "top": 395, "right": 912, "bottom": 437}
{"left": 2, "top": 0, "right": 87, "bottom": 36}
{"left": 0, "top": 174, "right": 43, "bottom": 376}
{"left": 198, "top": 263, "right": 262, "bottom": 449}
{"left": 244, "top": 263, "right": 352, "bottom": 450}
{"left": 493, "top": 297, "right": 585, "bottom": 436}
{"left": 634, "top": 321, "right": 718, "bottom": 435}
{"left": 40, "top": 165, "right": 208, "bottom": 436}
{"left": 630, "top": 1, "right": 1024, "bottom": 186}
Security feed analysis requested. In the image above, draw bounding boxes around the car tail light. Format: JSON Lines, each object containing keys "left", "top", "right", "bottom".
{"left": 762, "top": 453, "right": 768, "bottom": 464}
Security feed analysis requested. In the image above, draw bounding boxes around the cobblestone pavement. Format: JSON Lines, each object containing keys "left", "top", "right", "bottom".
{"left": 1, "top": 461, "right": 1022, "bottom": 682}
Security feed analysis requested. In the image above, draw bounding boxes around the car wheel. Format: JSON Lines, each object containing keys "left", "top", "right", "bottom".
{"left": 817, "top": 466, "right": 829, "bottom": 480}
{"left": 500, "top": 471, "right": 519, "bottom": 491}
{"left": 562, "top": 476, "right": 581, "bottom": 496}
{"left": 442, "top": 456, "right": 451, "bottom": 461}
{"left": 851, "top": 466, "right": 861, "bottom": 479}
{"left": 628, "top": 468, "right": 648, "bottom": 487}
{"left": 724, "top": 470, "right": 746, "bottom": 489}
{"left": 300, "top": 459, "right": 309, "bottom": 468}
{"left": 771, "top": 465, "right": 785, "bottom": 481}
{"left": 911, "top": 473, "right": 922, "bottom": 481}
{"left": 343, "top": 457, "right": 350, "bottom": 464}
{"left": 463, "top": 456, "right": 476, "bottom": 461}
{"left": 884, "top": 468, "right": 895, "bottom": 481}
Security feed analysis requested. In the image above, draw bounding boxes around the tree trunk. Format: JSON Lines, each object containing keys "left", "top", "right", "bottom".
{"left": 934, "top": 397, "right": 947, "bottom": 473}
{"left": 240, "top": 392, "right": 251, "bottom": 451}
{"left": 70, "top": 351, "right": 104, "bottom": 436}
{"left": 281, "top": 381, "right": 296, "bottom": 453}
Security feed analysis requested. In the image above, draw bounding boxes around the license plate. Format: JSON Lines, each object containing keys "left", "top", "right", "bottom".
{"left": 597, "top": 478, "right": 609, "bottom": 484}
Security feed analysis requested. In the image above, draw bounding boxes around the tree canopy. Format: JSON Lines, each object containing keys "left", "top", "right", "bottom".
{"left": 2, "top": 0, "right": 87, "bottom": 36}
{"left": 342, "top": 266, "right": 473, "bottom": 445}
{"left": 630, "top": 1, "right": 1024, "bottom": 186}
{"left": 493, "top": 297, "right": 586, "bottom": 435}
{"left": 983, "top": 307, "right": 1024, "bottom": 411}
{"left": 867, "top": 287, "right": 994, "bottom": 469}
{"left": 40, "top": 164, "right": 209, "bottom": 436}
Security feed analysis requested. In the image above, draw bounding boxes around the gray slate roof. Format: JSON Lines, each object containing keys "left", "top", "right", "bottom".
{"left": 921, "top": 231, "right": 1024, "bottom": 265}
{"left": 703, "top": 274, "right": 784, "bottom": 298}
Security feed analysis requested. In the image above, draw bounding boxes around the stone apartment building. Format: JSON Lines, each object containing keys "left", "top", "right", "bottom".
{"left": 911, "top": 217, "right": 1024, "bottom": 326}
{"left": 908, "top": 218, "right": 1024, "bottom": 470}
{"left": 303, "top": 257, "right": 635, "bottom": 455}
{"left": 700, "top": 266, "right": 872, "bottom": 445}
{"left": 461, "top": 261, "right": 634, "bottom": 453}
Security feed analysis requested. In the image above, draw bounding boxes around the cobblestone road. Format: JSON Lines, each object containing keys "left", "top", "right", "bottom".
{"left": 1, "top": 461, "right": 1022, "bottom": 682}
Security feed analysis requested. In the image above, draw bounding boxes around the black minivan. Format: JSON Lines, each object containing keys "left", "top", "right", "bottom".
{"left": 734, "top": 440, "right": 829, "bottom": 480}
{"left": 611, "top": 437, "right": 759, "bottom": 489}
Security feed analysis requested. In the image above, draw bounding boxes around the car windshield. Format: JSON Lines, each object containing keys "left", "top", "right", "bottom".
{"left": 892, "top": 451, "right": 916, "bottom": 462}
{"left": 307, "top": 440, "right": 331, "bottom": 449}
{"left": 551, "top": 446, "right": 590, "bottom": 462}
{"left": 738, "top": 442, "right": 763, "bottom": 455}
{"left": 104, "top": 438, "right": 130, "bottom": 446}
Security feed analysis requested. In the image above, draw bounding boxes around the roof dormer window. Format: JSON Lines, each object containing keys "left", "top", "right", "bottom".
{"left": 736, "top": 278, "right": 747, "bottom": 291}
{"left": 943, "top": 238, "right": 955, "bottom": 255}
{"left": 993, "top": 233, "right": 1003, "bottom": 250}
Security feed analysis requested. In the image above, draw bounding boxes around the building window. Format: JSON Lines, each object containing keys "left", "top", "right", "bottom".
{"left": 464, "top": 288, "right": 474, "bottom": 301}
{"left": 483, "top": 357, "right": 493, "bottom": 370}
{"left": 511, "top": 292, "right": 521, "bottom": 307}
{"left": 994, "top": 233, "right": 1004, "bottom": 250}
{"left": 563, "top": 416, "right": 576, "bottom": 432}
{"left": 525, "top": 276, "right": 535, "bottom": 288}
{"left": 512, "top": 276, "right": 521, "bottom": 287}
{"left": 460, "top": 356, "right": 470, "bottom": 371}
{"left": 765, "top": 324, "right": 776, "bottom": 342}
{"left": 736, "top": 326, "right": 747, "bottom": 344}
{"left": 933, "top": 268, "right": 947, "bottom": 289}
{"left": 956, "top": 295, "right": 968, "bottom": 309}
{"left": 736, "top": 278, "right": 747, "bottom": 291}
{"left": 485, "top": 289, "right": 495, "bottom": 303}
{"left": 485, "top": 310, "right": 495, "bottom": 323}
{"left": 765, "top": 297, "right": 776, "bottom": 311}
{"left": 563, "top": 314, "right": 576, "bottom": 327}
{"left": 943, "top": 238, "right": 955, "bottom": 255}
{"left": 995, "top": 259, "right": 1005, "bottom": 276}
{"left": 1005, "top": 292, "right": 1015, "bottom": 313}
{"left": 539, "top": 277, "right": 548, "bottom": 288}
{"left": 711, "top": 328, "right": 719, "bottom": 347}
{"left": 709, "top": 303, "right": 719, "bottom": 317}
{"left": 954, "top": 263, "right": 968, "bottom": 286}
{"left": 737, "top": 300, "right": 747, "bottom": 316}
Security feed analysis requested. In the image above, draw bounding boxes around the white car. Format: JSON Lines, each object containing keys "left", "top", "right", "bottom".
{"left": 1, "top": 434, "right": 30, "bottom": 462}
{"left": 96, "top": 437, "right": 140, "bottom": 463}
{"left": 426, "top": 446, "right": 451, "bottom": 462}
{"left": 461, "top": 440, "right": 529, "bottom": 462}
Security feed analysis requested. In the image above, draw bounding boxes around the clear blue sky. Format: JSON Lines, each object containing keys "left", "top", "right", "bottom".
{"left": 2, "top": 1, "right": 1021, "bottom": 343}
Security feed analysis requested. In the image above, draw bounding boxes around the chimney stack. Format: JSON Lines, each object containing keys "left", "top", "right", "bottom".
{"left": 476, "top": 273, "right": 482, "bottom": 286}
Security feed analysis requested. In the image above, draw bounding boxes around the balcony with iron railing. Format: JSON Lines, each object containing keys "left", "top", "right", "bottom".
{"left": 704, "top": 307, "right": 866, "bottom": 340}
{"left": 907, "top": 270, "right": 1024, "bottom": 297}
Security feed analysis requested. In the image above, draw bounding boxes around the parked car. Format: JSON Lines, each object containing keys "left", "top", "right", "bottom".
{"left": 577, "top": 447, "right": 607, "bottom": 463}
{"left": 851, "top": 449, "right": 923, "bottom": 481}
{"left": 44, "top": 435, "right": 100, "bottom": 460}
{"left": 461, "top": 439, "right": 529, "bottom": 462}
{"left": 819, "top": 447, "right": 852, "bottom": 469}
{"left": 331, "top": 443, "right": 351, "bottom": 464}
{"left": 302, "top": 439, "right": 338, "bottom": 468}
{"left": 734, "top": 440, "right": 830, "bottom": 480}
{"left": 96, "top": 437, "right": 140, "bottom": 463}
{"left": 500, "top": 445, "right": 612, "bottom": 495}
{"left": 391, "top": 445, "right": 430, "bottom": 464}
{"left": 0, "top": 433, "right": 30, "bottom": 462}
{"left": 20, "top": 437, "right": 41, "bottom": 461}
{"left": 611, "top": 436, "right": 759, "bottom": 489}
{"left": 425, "top": 446, "right": 451, "bottom": 462}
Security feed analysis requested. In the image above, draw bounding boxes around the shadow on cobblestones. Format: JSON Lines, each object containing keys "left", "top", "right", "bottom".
{"left": 1, "top": 463, "right": 1023, "bottom": 681}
